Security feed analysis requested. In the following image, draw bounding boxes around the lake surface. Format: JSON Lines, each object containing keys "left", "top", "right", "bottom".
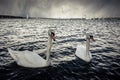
{"left": 0, "top": 19, "right": 120, "bottom": 80}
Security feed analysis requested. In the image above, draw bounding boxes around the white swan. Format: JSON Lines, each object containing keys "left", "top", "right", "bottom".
{"left": 75, "top": 35, "right": 95, "bottom": 62}
{"left": 8, "top": 29, "right": 56, "bottom": 68}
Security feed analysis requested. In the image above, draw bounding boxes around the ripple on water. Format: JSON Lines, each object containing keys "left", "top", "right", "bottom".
{"left": 0, "top": 19, "right": 120, "bottom": 80}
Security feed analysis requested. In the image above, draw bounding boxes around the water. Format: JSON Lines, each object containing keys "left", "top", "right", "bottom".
{"left": 0, "top": 19, "right": 120, "bottom": 80}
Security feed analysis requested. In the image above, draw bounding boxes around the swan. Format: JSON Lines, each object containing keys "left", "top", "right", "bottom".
{"left": 75, "top": 35, "right": 95, "bottom": 62}
{"left": 8, "top": 29, "right": 56, "bottom": 68}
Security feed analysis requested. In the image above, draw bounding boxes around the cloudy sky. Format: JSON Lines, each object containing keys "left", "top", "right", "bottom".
{"left": 0, "top": 0, "right": 120, "bottom": 18}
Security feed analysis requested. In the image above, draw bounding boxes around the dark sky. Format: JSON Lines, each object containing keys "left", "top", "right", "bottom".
{"left": 0, "top": 0, "right": 120, "bottom": 18}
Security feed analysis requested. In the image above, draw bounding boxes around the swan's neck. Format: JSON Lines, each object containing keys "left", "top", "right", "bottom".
{"left": 86, "top": 39, "right": 90, "bottom": 56}
{"left": 46, "top": 36, "right": 52, "bottom": 61}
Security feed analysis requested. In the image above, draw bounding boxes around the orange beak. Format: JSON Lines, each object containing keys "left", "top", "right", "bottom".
{"left": 91, "top": 37, "right": 95, "bottom": 41}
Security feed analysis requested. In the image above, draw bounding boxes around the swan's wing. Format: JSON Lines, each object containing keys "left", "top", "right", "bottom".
{"left": 33, "top": 49, "right": 46, "bottom": 54}
{"left": 8, "top": 48, "right": 45, "bottom": 62}
{"left": 75, "top": 45, "right": 86, "bottom": 58}
{"left": 75, "top": 45, "right": 92, "bottom": 62}
{"left": 22, "top": 51, "right": 47, "bottom": 66}
{"left": 8, "top": 48, "right": 47, "bottom": 67}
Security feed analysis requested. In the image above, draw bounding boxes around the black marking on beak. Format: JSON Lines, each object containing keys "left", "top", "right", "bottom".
{"left": 51, "top": 32, "right": 55, "bottom": 36}
{"left": 90, "top": 35, "right": 95, "bottom": 41}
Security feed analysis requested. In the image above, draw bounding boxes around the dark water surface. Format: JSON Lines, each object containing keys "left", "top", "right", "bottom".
{"left": 0, "top": 19, "right": 120, "bottom": 80}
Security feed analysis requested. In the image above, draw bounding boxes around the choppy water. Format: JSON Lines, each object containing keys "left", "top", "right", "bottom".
{"left": 0, "top": 19, "right": 120, "bottom": 80}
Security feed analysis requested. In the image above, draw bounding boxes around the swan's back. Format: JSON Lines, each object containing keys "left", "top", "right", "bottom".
{"left": 8, "top": 48, "right": 50, "bottom": 68}
{"left": 75, "top": 45, "right": 92, "bottom": 62}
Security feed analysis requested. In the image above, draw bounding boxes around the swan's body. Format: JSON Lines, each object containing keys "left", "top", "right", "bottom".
{"left": 75, "top": 35, "right": 95, "bottom": 62}
{"left": 8, "top": 29, "right": 55, "bottom": 68}
{"left": 8, "top": 49, "right": 50, "bottom": 67}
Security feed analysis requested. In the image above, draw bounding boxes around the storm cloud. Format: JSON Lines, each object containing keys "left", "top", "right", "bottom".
{"left": 0, "top": 0, "right": 120, "bottom": 18}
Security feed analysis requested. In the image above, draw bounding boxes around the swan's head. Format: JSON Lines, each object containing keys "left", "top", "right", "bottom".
{"left": 86, "top": 35, "right": 95, "bottom": 41}
{"left": 48, "top": 29, "right": 55, "bottom": 41}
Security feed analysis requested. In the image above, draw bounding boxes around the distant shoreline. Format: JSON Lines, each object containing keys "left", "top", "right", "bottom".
{"left": 0, "top": 15, "right": 120, "bottom": 20}
{"left": 0, "top": 15, "right": 25, "bottom": 19}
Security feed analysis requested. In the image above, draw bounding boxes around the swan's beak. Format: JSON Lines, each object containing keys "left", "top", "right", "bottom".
{"left": 89, "top": 35, "right": 95, "bottom": 41}
{"left": 91, "top": 37, "right": 95, "bottom": 41}
{"left": 52, "top": 35, "right": 56, "bottom": 41}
